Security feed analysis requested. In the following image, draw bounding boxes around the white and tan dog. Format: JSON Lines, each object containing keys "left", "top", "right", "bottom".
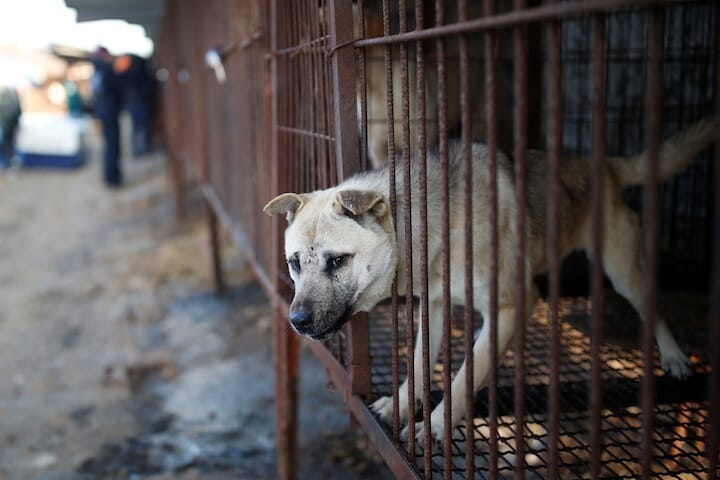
{"left": 264, "top": 117, "right": 717, "bottom": 441}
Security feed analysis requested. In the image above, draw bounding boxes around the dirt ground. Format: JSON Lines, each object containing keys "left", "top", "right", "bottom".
{"left": 0, "top": 127, "right": 392, "bottom": 480}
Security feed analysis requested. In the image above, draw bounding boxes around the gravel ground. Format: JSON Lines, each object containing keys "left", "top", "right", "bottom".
{"left": 0, "top": 125, "right": 392, "bottom": 480}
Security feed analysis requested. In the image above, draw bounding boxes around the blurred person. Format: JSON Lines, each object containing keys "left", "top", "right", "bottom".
{"left": 0, "top": 84, "right": 21, "bottom": 169}
{"left": 64, "top": 80, "right": 85, "bottom": 118}
{"left": 90, "top": 46, "right": 123, "bottom": 187}
{"left": 115, "top": 53, "right": 156, "bottom": 156}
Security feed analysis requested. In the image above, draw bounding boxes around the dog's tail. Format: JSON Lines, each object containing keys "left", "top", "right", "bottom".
{"left": 609, "top": 116, "right": 718, "bottom": 187}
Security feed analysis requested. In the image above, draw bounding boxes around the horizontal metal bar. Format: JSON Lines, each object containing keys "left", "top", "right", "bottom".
{"left": 276, "top": 126, "right": 336, "bottom": 142}
{"left": 354, "top": 0, "right": 683, "bottom": 47}
{"left": 273, "top": 35, "right": 329, "bottom": 56}
{"left": 220, "top": 30, "right": 264, "bottom": 57}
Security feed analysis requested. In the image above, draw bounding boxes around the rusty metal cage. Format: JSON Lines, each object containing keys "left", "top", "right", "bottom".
{"left": 154, "top": 0, "right": 720, "bottom": 478}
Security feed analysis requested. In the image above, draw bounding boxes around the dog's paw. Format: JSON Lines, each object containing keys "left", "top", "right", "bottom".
{"left": 370, "top": 395, "right": 393, "bottom": 420}
{"left": 400, "top": 411, "right": 445, "bottom": 447}
{"left": 371, "top": 395, "right": 408, "bottom": 423}
{"left": 661, "top": 352, "right": 693, "bottom": 379}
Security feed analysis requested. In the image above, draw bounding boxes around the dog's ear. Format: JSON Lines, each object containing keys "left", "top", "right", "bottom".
{"left": 263, "top": 193, "right": 306, "bottom": 223}
{"left": 333, "top": 190, "right": 388, "bottom": 219}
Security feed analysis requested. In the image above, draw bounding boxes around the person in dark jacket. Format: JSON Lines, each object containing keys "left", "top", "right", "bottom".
{"left": 115, "top": 54, "right": 156, "bottom": 156}
{"left": 0, "top": 85, "right": 21, "bottom": 169}
{"left": 90, "top": 47, "right": 123, "bottom": 187}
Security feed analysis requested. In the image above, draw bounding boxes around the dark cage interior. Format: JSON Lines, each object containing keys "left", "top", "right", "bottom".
{"left": 555, "top": 3, "right": 717, "bottom": 293}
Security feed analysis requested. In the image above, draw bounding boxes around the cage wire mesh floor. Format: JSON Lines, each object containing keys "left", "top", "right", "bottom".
{"left": 367, "top": 298, "right": 711, "bottom": 479}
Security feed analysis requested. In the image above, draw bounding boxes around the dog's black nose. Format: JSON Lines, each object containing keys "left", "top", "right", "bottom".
{"left": 290, "top": 310, "right": 313, "bottom": 331}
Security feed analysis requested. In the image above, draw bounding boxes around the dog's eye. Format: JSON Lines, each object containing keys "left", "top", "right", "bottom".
{"left": 327, "top": 254, "right": 350, "bottom": 273}
{"left": 288, "top": 257, "right": 300, "bottom": 273}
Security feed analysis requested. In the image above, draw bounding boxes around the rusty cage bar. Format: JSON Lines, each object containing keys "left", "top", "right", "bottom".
{"left": 154, "top": 0, "right": 720, "bottom": 478}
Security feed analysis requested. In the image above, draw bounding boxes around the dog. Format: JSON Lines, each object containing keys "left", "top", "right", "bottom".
{"left": 264, "top": 116, "right": 717, "bottom": 442}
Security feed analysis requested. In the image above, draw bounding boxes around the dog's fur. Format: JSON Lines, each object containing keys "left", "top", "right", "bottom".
{"left": 264, "top": 117, "right": 718, "bottom": 441}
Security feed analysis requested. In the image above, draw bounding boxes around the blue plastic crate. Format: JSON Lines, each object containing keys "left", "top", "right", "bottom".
{"left": 20, "top": 150, "right": 86, "bottom": 169}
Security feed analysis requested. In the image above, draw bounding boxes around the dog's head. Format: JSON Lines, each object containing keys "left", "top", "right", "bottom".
{"left": 264, "top": 188, "right": 396, "bottom": 340}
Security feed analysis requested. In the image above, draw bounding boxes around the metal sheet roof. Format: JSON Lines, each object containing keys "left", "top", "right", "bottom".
{"left": 64, "top": 0, "right": 165, "bottom": 40}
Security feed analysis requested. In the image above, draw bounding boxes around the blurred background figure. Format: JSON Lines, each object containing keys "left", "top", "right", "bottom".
{"left": 115, "top": 53, "right": 157, "bottom": 157}
{"left": 64, "top": 79, "right": 85, "bottom": 117}
{"left": 90, "top": 46, "right": 123, "bottom": 187}
{"left": 0, "top": 84, "right": 22, "bottom": 169}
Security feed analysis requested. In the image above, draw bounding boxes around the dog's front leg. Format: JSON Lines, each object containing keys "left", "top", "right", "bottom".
{"left": 409, "top": 305, "right": 517, "bottom": 444}
{"left": 371, "top": 298, "right": 443, "bottom": 425}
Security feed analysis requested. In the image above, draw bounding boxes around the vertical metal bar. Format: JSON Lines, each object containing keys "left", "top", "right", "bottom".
{"left": 307, "top": 0, "right": 318, "bottom": 186}
{"left": 526, "top": 0, "right": 544, "bottom": 150}
{"left": 301, "top": 0, "right": 316, "bottom": 188}
{"left": 284, "top": 0, "right": 301, "bottom": 470}
{"left": 358, "top": 0, "right": 369, "bottom": 171}
{"left": 191, "top": 0, "right": 228, "bottom": 309}
{"left": 328, "top": 0, "right": 370, "bottom": 397}
{"left": 287, "top": 0, "right": 298, "bottom": 192}
{"left": 208, "top": 0, "right": 227, "bottom": 209}
{"left": 169, "top": 1, "right": 187, "bottom": 221}
{"left": 263, "top": 0, "right": 275, "bottom": 281}
{"left": 271, "top": 0, "right": 286, "bottom": 474}
{"left": 274, "top": 307, "right": 300, "bottom": 480}
{"left": 641, "top": 8, "right": 663, "bottom": 479}
{"left": 289, "top": 0, "right": 304, "bottom": 191}
{"left": 484, "top": 0, "right": 499, "bottom": 476}
{"left": 270, "top": 0, "right": 284, "bottom": 287}
{"left": 328, "top": 0, "right": 359, "bottom": 179}
{"left": 207, "top": 204, "right": 226, "bottom": 294}
{"left": 513, "top": 0, "right": 528, "bottom": 478}
{"left": 177, "top": 3, "right": 192, "bottom": 174}
{"left": 315, "top": 0, "right": 329, "bottom": 186}
{"left": 304, "top": 0, "right": 314, "bottom": 190}
{"left": 191, "top": 2, "right": 209, "bottom": 186}
{"left": 205, "top": 0, "right": 227, "bottom": 296}
{"left": 380, "top": 0, "right": 401, "bottom": 445}
{"left": 701, "top": 4, "right": 715, "bottom": 284}
{"left": 546, "top": 3, "right": 561, "bottom": 478}
{"left": 271, "top": 1, "right": 299, "bottom": 478}
{"left": 399, "top": 0, "right": 417, "bottom": 456}
{"left": 224, "top": 0, "right": 242, "bottom": 237}
{"left": 296, "top": 1, "right": 304, "bottom": 191}
{"left": 708, "top": 5, "right": 720, "bottom": 475}
{"left": 414, "top": 0, "right": 433, "bottom": 473}
{"left": 335, "top": 331, "right": 344, "bottom": 373}
{"left": 348, "top": 314, "right": 372, "bottom": 396}
{"left": 318, "top": 1, "right": 331, "bottom": 189}
{"left": 458, "top": 0, "right": 475, "bottom": 476}
{"left": 435, "top": 0, "right": 452, "bottom": 476}
{"left": 239, "top": 0, "right": 250, "bottom": 235}
{"left": 589, "top": 13, "right": 607, "bottom": 480}
{"left": 304, "top": 0, "right": 319, "bottom": 187}
{"left": 298, "top": 0, "right": 313, "bottom": 188}
{"left": 273, "top": 306, "right": 287, "bottom": 478}
{"left": 322, "top": 0, "right": 337, "bottom": 183}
